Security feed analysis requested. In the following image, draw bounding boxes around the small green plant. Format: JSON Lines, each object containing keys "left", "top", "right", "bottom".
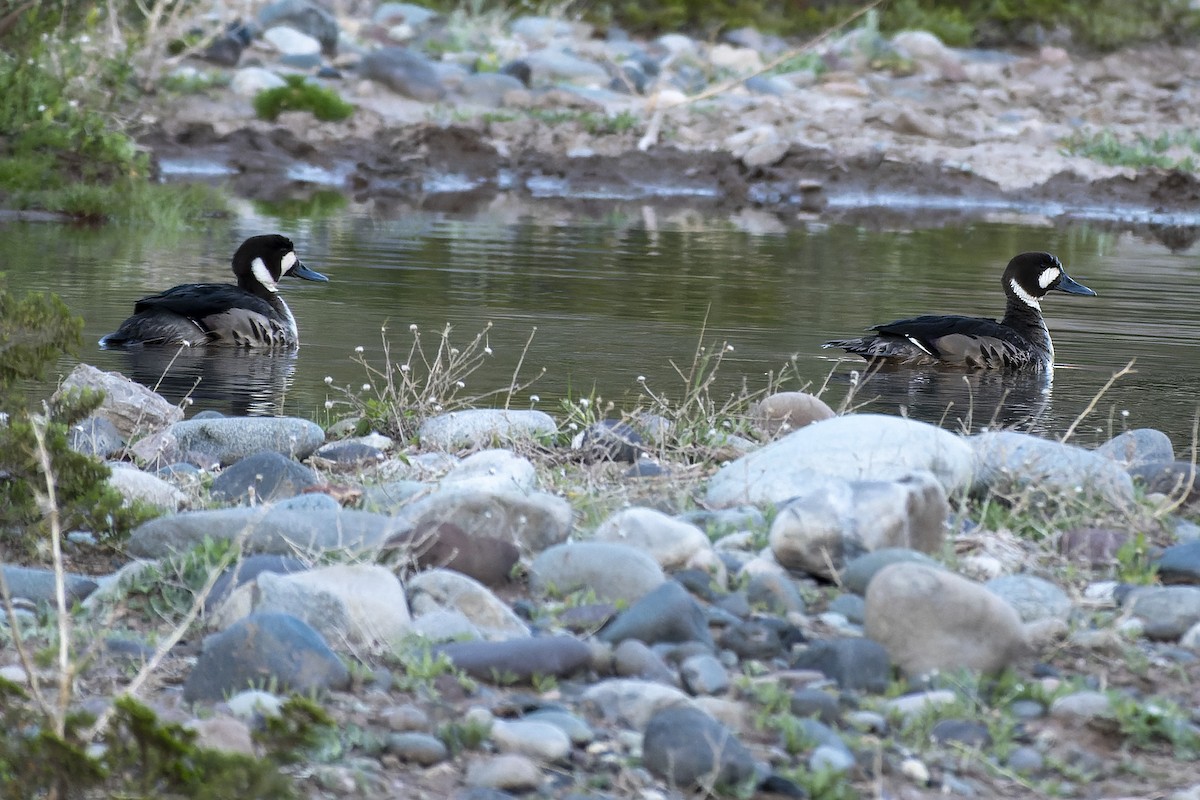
{"left": 1115, "top": 531, "right": 1159, "bottom": 585}
{"left": 1061, "top": 129, "right": 1200, "bottom": 172}
{"left": 1108, "top": 691, "right": 1200, "bottom": 757}
{"left": 119, "top": 537, "right": 242, "bottom": 621}
{"left": 437, "top": 716, "right": 491, "bottom": 755}
{"left": 253, "top": 75, "right": 354, "bottom": 122}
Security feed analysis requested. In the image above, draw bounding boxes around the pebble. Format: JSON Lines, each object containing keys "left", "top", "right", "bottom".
{"left": 530, "top": 541, "right": 665, "bottom": 603}
{"left": 490, "top": 718, "right": 572, "bottom": 762}
{"left": 1095, "top": 428, "right": 1174, "bottom": 468}
{"left": 641, "top": 705, "right": 757, "bottom": 788}
{"left": 680, "top": 654, "right": 730, "bottom": 696}
{"left": 592, "top": 507, "right": 711, "bottom": 571}
{"left": 464, "top": 753, "right": 543, "bottom": 791}
{"left": 408, "top": 568, "right": 529, "bottom": 640}
{"left": 436, "top": 636, "right": 592, "bottom": 683}
{"left": 1124, "top": 586, "right": 1200, "bottom": 640}
{"left": 580, "top": 678, "right": 693, "bottom": 729}
{"left": 597, "top": 580, "right": 713, "bottom": 647}
{"left": 418, "top": 409, "right": 557, "bottom": 450}
{"left": 971, "top": 430, "right": 1136, "bottom": 508}
{"left": 791, "top": 638, "right": 892, "bottom": 692}
{"left": 386, "top": 732, "right": 449, "bottom": 764}
{"left": 209, "top": 451, "right": 320, "bottom": 503}
{"left": 1155, "top": 540, "right": 1200, "bottom": 584}
{"left": 984, "top": 574, "right": 1072, "bottom": 622}
{"left": 165, "top": 416, "right": 325, "bottom": 467}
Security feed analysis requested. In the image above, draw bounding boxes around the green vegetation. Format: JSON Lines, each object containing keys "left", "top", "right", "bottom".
{"left": 1061, "top": 128, "right": 1200, "bottom": 171}
{"left": 0, "top": 1, "right": 227, "bottom": 221}
{"left": 253, "top": 75, "right": 354, "bottom": 123}
{"left": 0, "top": 279, "right": 157, "bottom": 555}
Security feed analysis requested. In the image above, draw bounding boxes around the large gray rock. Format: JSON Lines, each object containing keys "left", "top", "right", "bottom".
{"left": 360, "top": 47, "right": 447, "bottom": 101}
{"left": 407, "top": 569, "right": 529, "bottom": 640}
{"left": 530, "top": 542, "right": 665, "bottom": 603}
{"left": 55, "top": 364, "right": 182, "bottom": 439}
{"left": 439, "top": 449, "right": 537, "bottom": 493}
{"left": 580, "top": 678, "right": 694, "bottom": 730}
{"left": 971, "top": 430, "right": 1135, "bottom": 508}
{"left": 106, "top": 466, "right": 187, "bottom": 512}
{"left": 210, "top": 451, "right": 320, "bottom": 504}
{"left": 184, "top": 612, "right": 349, "bottom": 702}
{"left": 769, "top": 472, "right": 947, "bottom": 579}
{"left": 436, "top": 636, "right": 591, "bottom": 682}
{"left": 126, "top": 507, "right": 404, "bottom": 558}
{"left": 222, "top": 565, "right": 413, "bottom": 652}
{"left": 418, "top": 409, "right": 556, "bottom": 450}
{"left": 984, "top": 574, "right": 1072, "bottom": 622}
{"left": 1094, "top": 428, "right": 1174, "bottom": 469}
{"left": 706, "top": 414, "right": 974, "bottom": 508}
{"left": 164, "top": 416, "right": 325, "bottom": 467}
{"left": 395, "top": 486, "right": 572, "bottom": 552}
{"left": 642, "top": 706, "right": 757, "bottom": 789}
{"left": 0, "top": 565, "right": 97, "bottom": 604}
{"left": 865, "top": 563, "right": 1030, "bottom": 677}
{"left": 597, "top": 580, "right": 713, "bottom": 647}
{"left": 1125, "top": 586, "right": 1200, "bottom": 641}
{"left": 522, "top": 48, "right": 609, "bottom": 86}
{"left": 592, "top": 507, "right": 712, "bottom": 570}
{"left": 69, "top": 415, "right": 126, "bottom": 458}
{"left": 257, "top": 0, "right": 338, "bottom": 56}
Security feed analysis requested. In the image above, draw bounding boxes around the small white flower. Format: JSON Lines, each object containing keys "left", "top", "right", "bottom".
{"left": 455, "top": 380, "right": 465, "bottom": 389}
{"left": 323, "top": 376, "right": 333, "bottom": 385}
{"left": 78, "top": 34, "right": 89, "bottom": 43}
{"left": 450, "top": 347, "right": 460, "bottom": 357}
{"left": 37, "top": 104, "right": 46, "bottom": 112}
{"left": 409, "top": 323, "right": 418, "bottom": 332}
{"left": 400, "top": 364, "right": 410, "bottom": 373}
{"left": 725, "top": 344, "right": 734, "bottom": 352}
{"left": 183, "top": 397, "right": 194, "bottom": 406}
{"left": 324, "top": 400, "right": 334, "bottom": 410}
{"left": 1121, "top": 409, "right": 1130, "bottom": 418}
{"left": 579, "top": 398, "right": 589, "bottom": 408}
{"left": 354, "top": 345, "right": 364, "bottom": 354}
{"left": 68, "top": 100, "right": 77, "bottom": 109}
{"left": 434, "top": 404, "right": 443, "bottom": 412}
{"left": 361, "top": 383, "right": 371, "bottom": 392}
{"left": 637, "top": 375, "right": 646, "bottom": 383}
{"left": 568, "top": 422, "right": 578, "bottom": 431}
{"left": 484, "top": 346, "right": 493, "bottom": 355}
{"left": 530, "top": 394, "right": 540, "bottom": 403}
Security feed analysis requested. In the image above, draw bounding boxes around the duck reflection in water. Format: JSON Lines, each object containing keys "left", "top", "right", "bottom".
{"left": 113, "top": 344, "right": 299, "bottom": 417}
{"left": 830, "top": 362, "right": 1055, "bottom": 435}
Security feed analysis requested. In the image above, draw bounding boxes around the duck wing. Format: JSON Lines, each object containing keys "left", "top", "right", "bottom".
{"left": 133, "top": 283, "right": 274, "bottom": 322}
{"left": 871, "top": 314, "right": 1028, "bottom": 367}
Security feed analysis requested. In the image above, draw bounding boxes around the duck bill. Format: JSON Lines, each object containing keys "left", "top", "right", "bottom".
{"left": 288, "top": 261, "right": 329, "bottom": 282}
{"left": 1055, "top": 273, "right": 1096, "bottom": 296}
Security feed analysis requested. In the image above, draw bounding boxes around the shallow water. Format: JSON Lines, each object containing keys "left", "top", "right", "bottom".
{"left": 6, "top": 201, "right": 1200, "bottom": 448}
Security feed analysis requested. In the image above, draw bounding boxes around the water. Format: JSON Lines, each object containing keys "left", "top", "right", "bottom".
{"left": 5, "top": 202, "right": 1200, "bottom": 448}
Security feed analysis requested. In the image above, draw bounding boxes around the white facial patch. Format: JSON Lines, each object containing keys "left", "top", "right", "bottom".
{"left": 1010, "top": 278, "right": 1041, "bottom": 310}
{"left": 1038, "top": 266, "right": 1061, "bottom": 289}
{"left": 280, "top": 251, "right": 297, "bottom": 273}
{"left": 251, "top": 256, "right": 279, "bottom": 293}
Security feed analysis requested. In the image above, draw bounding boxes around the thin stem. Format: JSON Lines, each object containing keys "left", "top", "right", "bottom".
{"left": 1059, "top": 360, "right": 1136, "bottom": 444}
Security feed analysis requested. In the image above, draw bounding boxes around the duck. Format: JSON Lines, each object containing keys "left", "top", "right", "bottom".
{"left": 99, "top": 234, "right": 328, "bottom": 349}
{"left": 823, "top": 251, "right": 1096, "bottom": 370}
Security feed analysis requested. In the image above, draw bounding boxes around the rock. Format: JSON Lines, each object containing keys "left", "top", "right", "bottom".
{"left": 408, "top": 569, "right": 529, "bottom": 640}
{"left": 183, "top": 612, "right": 349, "bottom": 702}
{"left": 257, "top": 0, "right": 338, "bottom": 56}
{"left": 707, "top": 414, "right": 974, "bottom": 507}
{"left": 575, "top": 419, "right": 643, "bottom": 463}
{"left": 865, "top": 563, "right": 1030, "bottom": 677}
{"left": 188, "top": 716, "right": 255, "bottom": 756}
{"left": 262, "top": 25, "right": 321, "bottom": 58}
{"left": 681, "top": 654, "right": 730, "bottom": 696}
{"left": 464, "top": 753, "right": 543, "bottom": 791}
{"left": 971, "top": 430, "right": 1135, "bottom": 509}
{"left": 598, "top": 580, "right": 713, "bottom": 647}
{"left": 386, "top": 732, "right": 449, "bottom": 765}
{"left": 1129, "top": 461, "right": 1200, "bottom": 505}
{"left": 106, "top": 466, "right": 186, "bottom": 511}
{"left": 984, "top": 574, "right": 1072, "bottom": 622}
{"left": 1157, "top": 540, "right": 1200, "bottom": 584}
{"left": 931, "top": 719, "right": 992, "bottom": 748}
{"left": 205, "top": 554, "right": 309, "bottom": 612}
{"left": 1049, "top": 690, "right": 1112, "bottom": 721}
{"left": 373, "top": 2, "right": 439, "bottom": 29}
{"left": 231, "top": 66, "right": 288, "bottom": 96}
{"left": 1125, "top": 586, "right": 1200, "bottom": 641}
{"left": 841, "top": 548, "right": 943, "bottom": 595}
{"left": 580, "top": 678, "right": 693, "bottom": 729}
{"left": 709, "top": 43, "right": 763, "bottom": 73}
{"left": 791, "top": 638, "right": 892, "bottom": 692}
{"left": 524, "top": 710, "right": 593, "bottom": 745}
{"left": 275, "top": 492, "right": 340, "bottom": 512}
{"left": 718, "top": 619, "right": 789, "bottom": 661}
{"left": 1095, "top": 428, "right": 1174, "bottom": 468}
{"left": 310, "top": 440, "right": 387, "bottom": 469}
{"left": 522, "top": 49, "right": 608, "bottom": 87}
{"left": 0, "top": 565, "right": 97, "bottom": 604}
{"left": 827, "top": 593, "right": 866, "bottom": 624}
{"left": 740, "top": 559, "right": 807, "bottom": 614}
{"left": 209, "top": 451, "right": 320, "bottom": 504}
{"left": 391, "top": 520, "right": 519, "bottom": 587}
{"left": 1059, "top": 527, "right": 1128, "bottom": 566}
{"left": 642, "top": 706, "right": 757, "bottom": 789}
{"left": 165, "top": 416, "right": 325, "bottom": 467}
{"left": 751, "top": 392, "right": 835, "bottom": 437}
{"left": 510, "top": 15, "right": 576, "bottom": 42}
{"left": 458, "top": 72, "right": 529, "bottom": 107}
{"left": 69, "top": 415, "right": 125, "bottom": 458}
{"left": 418, "top": 409, "right": 555, "bottom": 450}
{"left": 613, "top": 639, "right": 676, "bottom": 683}
{"left": 396, "top": 486, "right": 572, "bottom": 552}
{"left": 440, "top": 449, "right": 537, "bottom": 493}
{"left": 592, "top": 507, "right": 711, "bottom": 571}
{"left": 226, "top": 689, "right": 284, "bottom": 720}
{"left": 491, "top": 719, "right": 571, "bottom": 763}
{"left": 768, "top": 472, "right": 948, "bottom": 578}
{"left": 436, "top": 636, "right": 591, "bottom": 683}
{"left": 55, "top": 364, "right": 183, "bottom": 439}
{"left": 127, "top": 507, "right": 403, "bottom": 558}
{"left": 530, "top": 542, "right": 665, "bottom": 603}
{"left": 245, "top": 564, "right": 412, "bottom": 651}
{"left": 892, "top": 30, "right": 955, "bottom": 65}
{"left": 883, "top": 689, "right": 957, "bottom": 720}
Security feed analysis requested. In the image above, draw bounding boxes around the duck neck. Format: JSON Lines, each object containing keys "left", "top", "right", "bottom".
{"left": 1002, "top": 296, "right": 1053, "bottom": 360}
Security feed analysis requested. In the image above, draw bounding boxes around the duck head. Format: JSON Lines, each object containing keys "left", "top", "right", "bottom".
{"left": 234, "top": 234, "right": 328, "bottom": 295}
{"left": 1003, "top": 251, "right": 1096, "bottom": 310}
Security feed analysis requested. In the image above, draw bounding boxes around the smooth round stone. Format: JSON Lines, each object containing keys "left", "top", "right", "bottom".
{"left": 167, "top": 416, "right": 325, "bottom": 466}
{"left": 612, "top": 639, "right": 677, "bottom": 684}
{"left": 383, "top": 704, "right": 430, "bottom": 732}
{"left": 841, "top": 548, "right": 942, "bottom": 595}
{"left": 464, "top": 754, "right": 542, "bottom": 791}
{"left": 1095, "top": 428, "right": 1173, "bottom": 468}
{"left": 1007, "top": 745, "right": 1045, "bottom": 774}
{"left": 523, "top": 710, "right": 594, "bottom": 746}
{"left": 642, "top": 706, "right": 757, "bottom": 789}
{"left": 827, "top": 593, "right": 866, "bottom": 624}
{"left": 275, "top": 492, "right": 340, "bottom": 512}
{"left": 1156, "top": 540, "right": 1200, "bottom": 584}
{"left": 226, "top": 689, "right": 284, "bottom": 720}
{"left": 205, "top": 554, "right": 310, "bottom": 612}
{"left": 1129, "top": 461, "right": 1200, "bottom": 504}
{"left": 1050, "top": 691, "right": 1112, "bottom": 721}
{"left": 593, "top": 507, "right": 710, "bottom": 571}
{"left": 790, "top": 638, "right": 891, "bottom": 693}
{"left": 680, "top": 654, "right": 730, "bottom": 696}
{"left": 490, "top": 719, "right": 571, "bottom": 763}
{"left": 751, "top": 391, "right": 834, "bottom": 436}
{"left": 435, "top": 636, "right": 591, "bottom": 683}
{"left": 1125, "top": 586, "right": 1200, "bottom": 640}
{"left": 1009, "top": 699, "right": 1046, "bottom": 720}
{"left": 387, "top": 732, "right": 449, "bottom": 765}
{"left": 931, "top": 719, "right": 992, "bottom": 747}
{"left": 575, "top": 419, "right": 643, "bottom": 462}
{"left": 809, "top": 744, "right": 855, "bottom": 774}
{"left": 210, "top": 451, "right": 320, "bottom": 504}
{"left": 531, "top": 541, "right": 665, "bottom": 604}
{"left": 790, "top": 688, "right": 840, "bottom": 724}
{"left": 598, "top": 580, "right": 713, "bottom": 647}
{"left": 718, "top": 620, "right": 785, "bottom": 660}
{"left": 984, "top": 574, "right": 1072, "bottom": 622}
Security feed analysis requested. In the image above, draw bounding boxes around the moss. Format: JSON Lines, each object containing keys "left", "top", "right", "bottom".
{"left": 253, "top": 75, "right": 354, "bottom": 123}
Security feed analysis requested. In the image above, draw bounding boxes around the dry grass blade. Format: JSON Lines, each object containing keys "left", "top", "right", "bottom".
{"left": 1059, "top": 359, "right": 1136, "bottom": 444}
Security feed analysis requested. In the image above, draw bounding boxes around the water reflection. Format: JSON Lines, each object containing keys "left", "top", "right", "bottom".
{"left": 835, "top": 363, "right": 1054, "bottom": 435}
{"left": 109, "top": 345, "right": 298, "bottom": 417}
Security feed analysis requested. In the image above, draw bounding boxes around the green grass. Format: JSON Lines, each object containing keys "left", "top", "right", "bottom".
{"left": 1060, "top": 129, "right": 1200, "bottom": 171}
{"left": 253, "top": 75, "right": 354, "bottom": 123}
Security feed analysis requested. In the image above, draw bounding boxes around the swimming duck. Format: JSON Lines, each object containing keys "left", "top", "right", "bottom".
{"left": 823, "top": 252, "right": 1095, "bottom": 370}
{"left": 99, "top": 234, "right": 328, "bottom": 349}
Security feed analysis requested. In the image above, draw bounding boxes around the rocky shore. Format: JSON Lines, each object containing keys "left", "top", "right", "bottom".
{"left": 4, "top": 361, "right": 1200, "bottom": 798}
{"left": 143, "top": 0, "right": 1200, "bottom": 226}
